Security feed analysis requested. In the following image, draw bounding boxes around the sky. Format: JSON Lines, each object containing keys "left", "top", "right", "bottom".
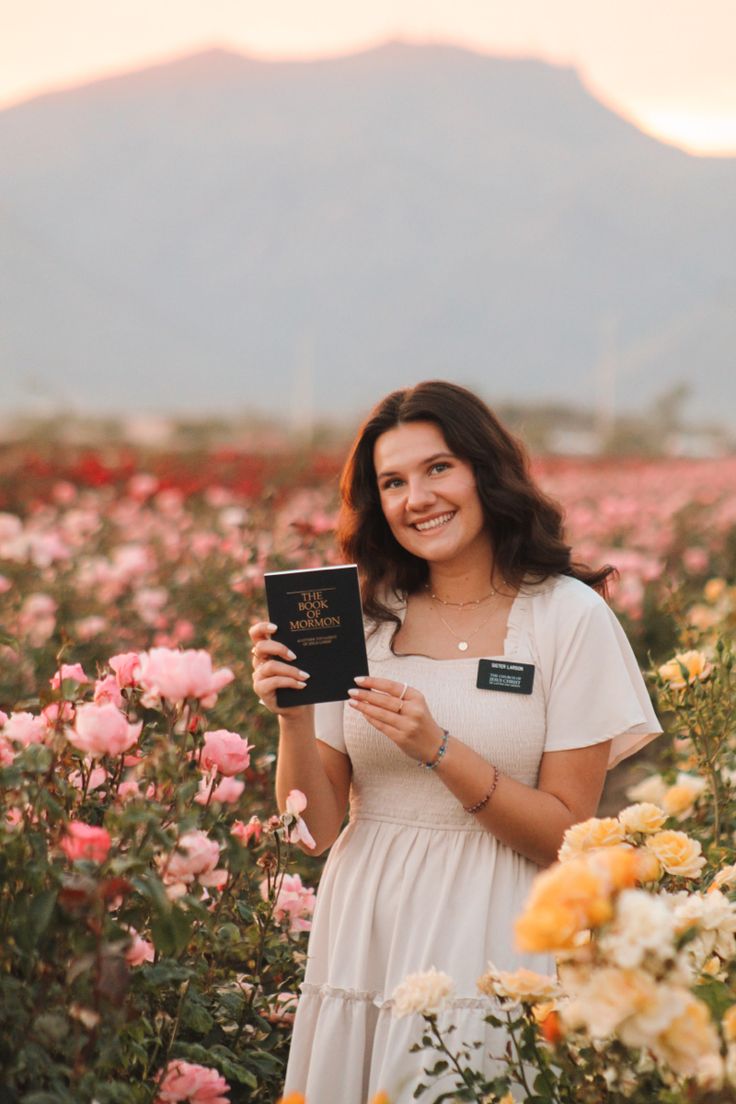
{"left": 2, "top": 0, "right": 736, "bottom": 155}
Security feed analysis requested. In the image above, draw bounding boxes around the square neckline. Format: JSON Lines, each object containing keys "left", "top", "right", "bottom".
{"left": 386, "top": 585, "right": 527, "bottom": 663}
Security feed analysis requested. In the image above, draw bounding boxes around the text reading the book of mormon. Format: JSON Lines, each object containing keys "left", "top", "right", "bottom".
{"left": 289, "top": 589, "right": 342, "bottom": 632}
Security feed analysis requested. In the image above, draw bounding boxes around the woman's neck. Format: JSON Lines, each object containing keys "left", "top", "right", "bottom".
{"left": 427, "top": 561, "right": 497, "bottom": 605}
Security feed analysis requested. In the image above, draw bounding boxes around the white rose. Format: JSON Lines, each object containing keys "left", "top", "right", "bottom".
{"left": 598, "top": 889, "right": 676, "bottom": 970}
{"left": 626, "top": 774, "right": 667, "bottom": 808}
{"left": 391, "top": 967, "right": 455, "bottom": 1018}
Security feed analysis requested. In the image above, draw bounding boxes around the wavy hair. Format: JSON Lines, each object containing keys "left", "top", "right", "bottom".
{"left": 337, "top": 380, "right": 615, "bottom": 628}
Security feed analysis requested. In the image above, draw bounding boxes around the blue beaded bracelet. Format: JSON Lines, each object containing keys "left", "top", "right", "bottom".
{"left": 420, "top": 729, "right": 449, "bottom": 770}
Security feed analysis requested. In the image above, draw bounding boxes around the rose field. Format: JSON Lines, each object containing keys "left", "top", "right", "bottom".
{"left": 1, "top": 441, "right": 736, "bottom": 1103}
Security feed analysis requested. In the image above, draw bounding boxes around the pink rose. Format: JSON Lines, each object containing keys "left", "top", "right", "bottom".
{"left": 50, "top": 663, "right": 89, "bottom": 689}
{"left": 4, "top": 711, "right": 48, "bottom": 747}
{"left": 109, "top": 652, "right": 141, "bottom": 688}
{"left": 42, "top": 701, "right": 75, "bottom": 726}
{"left": 160, "top": 830, "right": 227, "bottom": 898}
{"left": 137, "top": 648, "right": 234, "bottom": 706}
{"left": 0, "top": 739, "right": 16, "bottom": 767}
{"left": 284, "top": 789, "right": 316, "bottom": 850}
{"left": 19, "top": 593, "right": 57, "bottom": 646}
{"left": 200, "top": 730, "right": 253, "bottom": 776}
{"left": 61, "top": 822, "right": 111, "bottom": 864}
{"left": 69, "top": 765, "right": 108, "bottom": 792}
{"left": 156, "top": 1060, "right": 230, "bottom": 1104}
{"left": 209, "top": 776, "right": 244, "bottom": 804}
{"left": 5, "top": 807, "right": 23, "bottom": 830}
{"left": 261, "top": 873, "right": 315, "bottom": 933}
{"left": 93, "top": 674, "right": 124, "bottom": 708}
{"left": 231, "top": 816, "right": 262, "bottom": 846}
{"left": 117, "top": 779, "right": 142, "bottom": 802}
{"left": 66, "top": 702, "right": 142, "bottom": 758}
{"left": 125, "top": 927, "right": 155, "bottom": 966}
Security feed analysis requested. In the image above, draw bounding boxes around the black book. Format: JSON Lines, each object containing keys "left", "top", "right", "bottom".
{"left": 264, "top": 564, "right": 369, "bottom": 707}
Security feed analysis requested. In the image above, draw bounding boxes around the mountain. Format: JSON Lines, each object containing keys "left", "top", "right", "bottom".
{"left": 1, "top": 42, "right": 734, "bottom": 424}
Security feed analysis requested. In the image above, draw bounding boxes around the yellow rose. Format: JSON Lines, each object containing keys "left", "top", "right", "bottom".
{"left": 662, "top": 774, "right": 707, "bottom": 817}
{"left": 477, "top": 964, "right": 560, "bottom": 1003}
{"left": 723, "top": 1005, "right": 736, "bottom": 1043}
{"left": 658, "top": 650, "right": 712, "bottom": 690}
{"left": 653, "top": 995, "right": 720, "bottom": 1078}
{"left": 709, "top": 864, "right": 736, "bottom": 894}
{"left": 618, "top": 802, "right": 667, "bottom": 835}
{"left": 558, "top": 817, "right": 626, "bottom": 860}
{"left": 704, "top": 578, "right": 727, "bottom": 604}
{"left": 645, "top": 830, "right": 706, "bottom": 879}
{"left": 515, "top": 847, "right": 642, "bottom": 953}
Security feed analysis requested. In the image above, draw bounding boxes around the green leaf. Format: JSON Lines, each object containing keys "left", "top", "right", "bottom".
{"left": 150, "top": 906, "right": 192, "bottom": 957}
{"left": 181, "top": 999, "right": 214, "bottom": 1035}
{"left": 425, "top": 1059, "right": 449, "bottom": 1076}
{"left": 16, "top": 888, "right": 58, "bottom": 951}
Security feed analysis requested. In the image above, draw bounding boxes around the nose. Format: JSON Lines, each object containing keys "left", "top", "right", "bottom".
{"left": 405, "top": 475, "right": 435, "bottom": 513}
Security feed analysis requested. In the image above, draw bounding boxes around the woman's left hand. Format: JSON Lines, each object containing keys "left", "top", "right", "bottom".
{"left": 347, "top": 676, "right": 445, "bottom": 764}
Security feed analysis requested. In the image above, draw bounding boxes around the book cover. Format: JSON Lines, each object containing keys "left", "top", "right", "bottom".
{"left": 264, "top": 564, "right": 369, "bottom": 707}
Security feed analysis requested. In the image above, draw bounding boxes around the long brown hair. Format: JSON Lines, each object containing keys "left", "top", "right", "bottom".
{"left": 337, "top": 380, "right": 615, "bottom": 628}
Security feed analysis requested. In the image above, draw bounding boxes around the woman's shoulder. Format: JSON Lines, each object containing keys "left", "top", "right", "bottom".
{"left": 526, "top": 573, "right": 606, "bottom": 609}
{"left": 523, "top": 574, "right": 611, "bottom": 638}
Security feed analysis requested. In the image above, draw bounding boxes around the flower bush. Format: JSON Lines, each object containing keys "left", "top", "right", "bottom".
{"left": 0, "top": 647, "right": 316, "bottom": 1102}
{"left": 2, "top": 443, "right": 736, "bottom": 1101}
{"left": 396, "top": 597, "right": 736, "bottom": 1103}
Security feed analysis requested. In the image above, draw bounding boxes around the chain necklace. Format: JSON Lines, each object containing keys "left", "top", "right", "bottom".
{"left": 424, "top": 583, "right": 496, "bottom": 609}
{"left": 431, "top": 601, "right": 498, "bottom": 652}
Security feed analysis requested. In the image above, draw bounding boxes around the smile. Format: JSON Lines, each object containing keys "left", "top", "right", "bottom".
{"left": 413, "top": 512, "right": 456, "bottom": 532}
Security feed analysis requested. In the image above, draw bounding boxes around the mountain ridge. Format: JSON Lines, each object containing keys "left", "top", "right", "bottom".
{"left": 1, "top": 42, "right": 733, "bottom": 423}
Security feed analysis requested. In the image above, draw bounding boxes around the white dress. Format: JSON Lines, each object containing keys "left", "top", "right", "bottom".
{"left": 283, "top": 576, "right": 662, "bottom": 1103}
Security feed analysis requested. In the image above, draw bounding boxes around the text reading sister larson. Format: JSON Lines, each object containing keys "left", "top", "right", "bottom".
{"left": 250, "top": 381, "right": 661, "bottom": 1103}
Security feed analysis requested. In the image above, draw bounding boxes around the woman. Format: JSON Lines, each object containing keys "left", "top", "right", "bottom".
{"left": 250, "top": 381, "right": 661, "bottom": 1103}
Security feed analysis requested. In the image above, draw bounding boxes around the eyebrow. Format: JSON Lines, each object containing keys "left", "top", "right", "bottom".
{"left": 376, "top": 452, "right": 455, "bottom": 480}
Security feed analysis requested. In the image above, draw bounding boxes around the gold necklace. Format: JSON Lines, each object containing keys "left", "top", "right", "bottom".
{"left": 431, "top": 601, "right": 497, "bottom": 652}
{"left": 424, "top": 583, "right": 496, "bottom": 609}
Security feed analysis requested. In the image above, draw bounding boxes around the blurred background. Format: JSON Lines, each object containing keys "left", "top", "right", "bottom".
{"left": 1, "top": 0, "right": 735, "bottom": 455}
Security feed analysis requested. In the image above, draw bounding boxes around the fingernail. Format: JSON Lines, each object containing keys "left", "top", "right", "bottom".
{"left": 286, "top": 650, "right": 297, "bottom": 660}
{"left": 347, "top": 688, "right": 360, "bottom": 697}
{"left": 296, "top": 681, "right": 307, "bottom": 689}
{"left": 348, "top": 699, "right": 359, "bottom": 708}
{"left": 267, "top": 622, "right": 277, "bottom": 631}
{"left": 354, "top": 675, "right": 368, "bottom": 684}
{"left": 298, "top": 670, "right": 310, "bottom": 679}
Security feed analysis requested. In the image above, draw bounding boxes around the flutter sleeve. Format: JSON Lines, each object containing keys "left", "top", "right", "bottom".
{"left": 535, "top": 578, "right": 663, "bottom": 769}
{"left": 314, "top": 700, "right": 347, "bottom": 754}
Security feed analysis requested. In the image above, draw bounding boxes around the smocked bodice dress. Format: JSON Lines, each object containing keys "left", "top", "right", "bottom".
{"left": 283, "top": 576, "right": 662, "bottom": 1103}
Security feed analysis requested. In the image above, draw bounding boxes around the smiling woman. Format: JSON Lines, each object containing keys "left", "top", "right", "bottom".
{"left": 250, "top": 380, "right": 662, "bottom": 1103}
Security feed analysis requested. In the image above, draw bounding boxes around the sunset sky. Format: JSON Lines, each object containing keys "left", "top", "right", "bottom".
{"left": 2, "top": 0, "right": 735, "bottom": 155}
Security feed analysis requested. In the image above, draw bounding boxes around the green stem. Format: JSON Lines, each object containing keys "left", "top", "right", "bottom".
{"left": 425, "top": 1016, "right": 486, "bottom": 1102}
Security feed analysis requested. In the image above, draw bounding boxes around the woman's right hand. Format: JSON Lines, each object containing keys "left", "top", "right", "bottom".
{"left": 249, "top": 621, "right": 312, "bottom": 716}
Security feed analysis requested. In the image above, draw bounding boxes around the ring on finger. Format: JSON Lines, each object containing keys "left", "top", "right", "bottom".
{"left": 398, "top": 682, "right": 408, "bottom": 701}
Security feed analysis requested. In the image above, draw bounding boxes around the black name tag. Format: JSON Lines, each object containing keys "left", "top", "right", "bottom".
{"left": 476, "top": 659, "right": 535, "bottom": 695}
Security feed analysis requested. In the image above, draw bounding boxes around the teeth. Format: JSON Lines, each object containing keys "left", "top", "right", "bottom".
{"left": 415, "top": 512, "right": 455, "bottom": 531}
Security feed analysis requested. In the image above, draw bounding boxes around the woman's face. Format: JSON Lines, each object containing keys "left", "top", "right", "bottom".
{"left": 373, "top": 420, "right": 491, "bottom": 568}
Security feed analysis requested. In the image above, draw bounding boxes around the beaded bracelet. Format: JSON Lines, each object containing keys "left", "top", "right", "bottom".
{"left": 420, "top": 729, "right": 449, "bottom": 770}
{"left": 464, "top": 764, "right": 500, "bottom": 814}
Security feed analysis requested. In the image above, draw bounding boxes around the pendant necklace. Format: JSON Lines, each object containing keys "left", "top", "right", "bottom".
{"left": 431, "top": 601, "right": 497, "bottom": 652}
